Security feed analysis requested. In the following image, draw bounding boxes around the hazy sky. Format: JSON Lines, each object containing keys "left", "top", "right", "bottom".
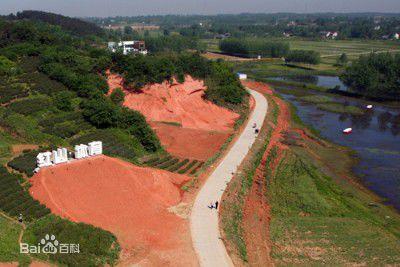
{"left": 1, "top": 0, "right": 400, "bottom": 17}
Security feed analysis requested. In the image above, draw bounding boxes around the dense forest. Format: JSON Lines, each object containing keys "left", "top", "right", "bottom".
{"left": 341, "top": 52, "right": 400, "bottom": 100}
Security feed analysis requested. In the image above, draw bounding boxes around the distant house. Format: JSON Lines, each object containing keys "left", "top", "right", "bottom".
{"left": 108, "top": 41, "right": 148, "bottom": 55}
{"left": 283, "top": 32, "right": 292, "bottom": 37}
{"left": 320, "top": 31, "right": 339, "bottom": 39}
{"left": 394, "top": 33, "right": 400, "bottom": 40}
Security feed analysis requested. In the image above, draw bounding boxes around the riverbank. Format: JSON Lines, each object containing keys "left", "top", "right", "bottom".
{"left": 221, "top": 81, "right": 400, "bottom": 265}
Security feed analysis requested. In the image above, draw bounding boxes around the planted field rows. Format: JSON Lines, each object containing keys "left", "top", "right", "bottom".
{"left": 144, "top": 155, "right": 204, "bottom": 176}
{"left": 0, "top": 166, "right": 50, "bottom": 222}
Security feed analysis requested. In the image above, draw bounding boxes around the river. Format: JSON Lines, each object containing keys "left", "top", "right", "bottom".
{"left": 270, "top": 75, "right": 348, "bottom": 91}
{"left": 278, "top": 90, "right": 400, "bottom": 211}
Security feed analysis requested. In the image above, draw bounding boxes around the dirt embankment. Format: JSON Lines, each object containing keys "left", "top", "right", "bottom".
{"left": 29, "top": 156, "right": 197, "bottom": 266}
{"left": 107, "top": 72, "right": 239, "bottom": 160}
{"left": 220, "top": 81, "right": 291, "bottom": 266}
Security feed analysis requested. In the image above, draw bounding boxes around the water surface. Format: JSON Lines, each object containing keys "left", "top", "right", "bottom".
{"left": 271, "top": 75, "right": 348, "bottom": 91}
{"left": 279, "top": 92, "right": 400, "bottom": 210}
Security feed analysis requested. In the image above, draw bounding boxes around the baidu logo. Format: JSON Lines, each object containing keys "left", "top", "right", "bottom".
{"left": 20, "top": 234, "right": 80, "bottom": 254}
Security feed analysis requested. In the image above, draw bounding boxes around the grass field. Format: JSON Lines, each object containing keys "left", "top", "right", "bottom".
{"left": 0, "top": 214, "right": 29, "bottom": 264}
{"left": 269, "top": 151, "right": 400, "bottom": 265}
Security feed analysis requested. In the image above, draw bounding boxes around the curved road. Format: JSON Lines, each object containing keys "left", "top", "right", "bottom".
{"left": 190, "top": 89, "right": 268, "bottom": 267}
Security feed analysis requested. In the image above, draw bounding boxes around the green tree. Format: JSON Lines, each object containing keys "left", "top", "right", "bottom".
{"left": 53, "top": 91, "right": 75, "bottom": 111}
{"left": 110, "top": 88, "right": 125, "bottom": 105}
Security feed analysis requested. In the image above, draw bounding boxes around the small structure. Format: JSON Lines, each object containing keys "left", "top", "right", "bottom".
{"left": 237, "top": 73, "right": 247, "bottom": 80}
{"left": 366, "top": 104, "right": 373, "bottom": 109}
{"left": 394, "top": 33, "right": 400, "bottom": 40}
{"left": 108, "top": 41, "right": 148, "bottom": 55}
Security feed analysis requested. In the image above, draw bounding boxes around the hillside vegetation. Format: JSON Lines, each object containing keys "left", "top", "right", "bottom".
{"left": 0, "top": 13, "right": 249, "bottom": 265}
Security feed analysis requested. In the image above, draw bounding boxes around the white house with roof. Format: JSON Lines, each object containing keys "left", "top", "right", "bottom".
{"left": 108, "top": 41, "right": 148, "bottom": 55}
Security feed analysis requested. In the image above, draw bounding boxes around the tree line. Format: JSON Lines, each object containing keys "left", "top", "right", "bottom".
{"left": 341, "top": 52, "right": 400, "bottom": 100}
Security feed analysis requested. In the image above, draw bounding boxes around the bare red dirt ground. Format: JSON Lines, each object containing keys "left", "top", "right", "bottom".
{"left": 150, "top": 122, "right": 230, "bottom": 161}
{"left": 240, "top": 81, "right": 290, "bottom": 266}
{"left": 29, "top": 155, "right": 197, "bottom": 266}
{"left": 107, "top": 72, "right": 239, "bottom": 160}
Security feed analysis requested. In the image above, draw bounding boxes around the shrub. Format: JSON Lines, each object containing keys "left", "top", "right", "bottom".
{"left": 109, "top": 88, "right": 125, "bottom": 105}
{"left": 53, "top": 91, "right": 76, "bottom": 111}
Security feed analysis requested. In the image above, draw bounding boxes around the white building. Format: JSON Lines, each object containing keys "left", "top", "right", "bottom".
{"left": 108, "top": 41, "right": 148, "bottom": 55}
{"left": 237, "top": 73, "right": 247, "bottom": 80}
{"left": 394, "top": 33, "right": 400, "bottom": 40}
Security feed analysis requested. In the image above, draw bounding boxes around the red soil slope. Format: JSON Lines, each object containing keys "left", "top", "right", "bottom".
{"left": 108, "top": 72, "right": 239, "bottom": 160}
{"left": 108, "top": 73, "right": 238, "bottom": 132}
{"left": 29, "top": 156, "right": 197, "bottom": 266}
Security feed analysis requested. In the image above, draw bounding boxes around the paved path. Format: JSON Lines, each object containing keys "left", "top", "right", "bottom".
{"left": 190, "top": 89, "right": 268, "bottom": 267}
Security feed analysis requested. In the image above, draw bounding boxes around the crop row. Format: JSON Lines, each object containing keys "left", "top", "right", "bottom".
{"left": 0, "top": 166, "right": 50, "bottom": 221}
{"left": 190, "top": 162, "right": 204, "bottom": 175}
{"left": 144, "top": 155, "right": 203, "bottom": 175}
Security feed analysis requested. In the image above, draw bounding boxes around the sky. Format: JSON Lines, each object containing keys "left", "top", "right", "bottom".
{"left": 1, "top": 0, "right": 400, "bottom": 17}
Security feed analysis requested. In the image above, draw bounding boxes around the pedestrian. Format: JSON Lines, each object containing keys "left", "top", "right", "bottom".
{"left": 253, "top": 122, "right": 257, "bottom": 128}
{"left": 255, "top": 128, "right": 259, "bottom": 134}
{"left": 18, "top": 213, "right": 23, "bottom": 223}
{"left": 215, "top": 201, "right": 219, "bottom": 210}
{"left": 208, "top": 202, "right": 214, "bottom": 209}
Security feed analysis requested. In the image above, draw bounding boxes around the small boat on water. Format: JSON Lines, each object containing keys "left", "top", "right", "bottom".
{"left": 366, "top": 104, "right": 373, "bottom": 109}
{"left": 343, "top": 128, "right": 352, "bottom": 134}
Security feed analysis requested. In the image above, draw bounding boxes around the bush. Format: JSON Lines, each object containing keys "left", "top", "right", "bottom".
{"left": 109, "top": 88, "right": 125, "bottom": 105}
{"left": 285, "top": 50, "right": 321, "bottom": 65}
{"left": 53, "top": 91, "right": 76, "bottom": 111}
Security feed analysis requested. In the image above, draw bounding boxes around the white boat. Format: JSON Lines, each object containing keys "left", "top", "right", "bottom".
{"left": 343, "top": 128, "right": 352, "bottom": 134}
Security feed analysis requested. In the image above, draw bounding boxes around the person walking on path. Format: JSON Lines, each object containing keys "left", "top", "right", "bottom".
{"left": 215, "top": 201, "right": 219, "bottom": 210}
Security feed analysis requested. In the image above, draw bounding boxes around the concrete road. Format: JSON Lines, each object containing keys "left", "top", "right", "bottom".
{"left": 190, "top": 89, "right": 268, "bottom": 267}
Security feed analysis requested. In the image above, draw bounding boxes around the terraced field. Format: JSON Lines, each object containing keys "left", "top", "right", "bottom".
{"left": 143, "top": 155, "right": 204, "bottom": 176}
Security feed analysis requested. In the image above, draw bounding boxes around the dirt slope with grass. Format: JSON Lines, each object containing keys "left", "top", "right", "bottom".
{"left": 107, "top": 73, "right": 239, "bottom": 161}
{"left": 29, "top": 155, "right": 197, "bottom": 266}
